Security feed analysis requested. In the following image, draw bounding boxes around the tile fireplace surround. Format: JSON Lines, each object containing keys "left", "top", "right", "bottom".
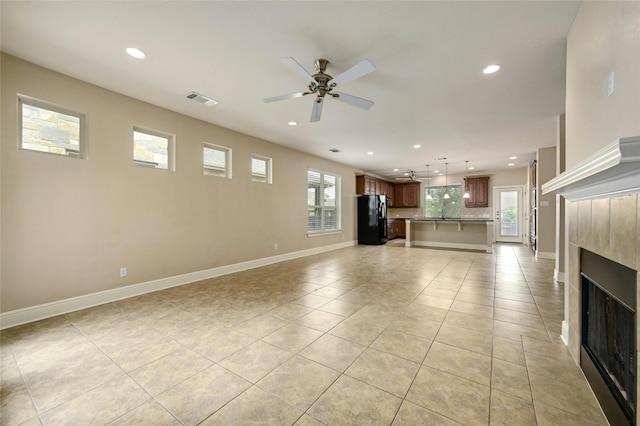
{"left": 543, "top": 136, "right": 640, "bottom": 424}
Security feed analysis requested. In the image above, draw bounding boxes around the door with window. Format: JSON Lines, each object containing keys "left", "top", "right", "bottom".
{"left": 494, "top": 186, "right": 524, "bottom": 243}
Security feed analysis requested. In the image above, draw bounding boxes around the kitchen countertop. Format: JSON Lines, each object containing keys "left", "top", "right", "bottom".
{"left": 391, "top": 217, "right": 494, "bottom": 222}
{"left": 401, "top": 217, "right": 495, "bottom": 252}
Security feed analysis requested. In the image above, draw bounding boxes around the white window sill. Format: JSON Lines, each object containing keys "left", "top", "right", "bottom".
{"left": 307, "top": 230, "right": 342, "bottom": 238}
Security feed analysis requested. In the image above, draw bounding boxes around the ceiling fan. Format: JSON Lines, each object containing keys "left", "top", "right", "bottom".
{"left": 263, "top": 57, "right": 375, "bottom": 122}
{"left": 394, "top": 171, "right": 430, "bottom": 182}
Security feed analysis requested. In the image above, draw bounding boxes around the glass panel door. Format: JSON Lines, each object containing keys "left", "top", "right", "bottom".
{"left": 500, "top": 191, "right": 519, "bottom": 237}
{"left": 494, "top": 186, "right": 523, "bottom": 243}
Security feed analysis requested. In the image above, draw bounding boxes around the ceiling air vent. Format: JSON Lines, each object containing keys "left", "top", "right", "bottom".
{"left": 186, "top": 91, "right": 218, "bottom": 106}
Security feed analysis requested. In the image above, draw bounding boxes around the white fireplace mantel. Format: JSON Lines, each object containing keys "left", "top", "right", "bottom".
{"left": 542, "top": 136, "right": 640, "bottom": 201}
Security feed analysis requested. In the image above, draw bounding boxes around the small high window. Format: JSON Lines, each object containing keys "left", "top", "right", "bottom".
{"left": 251, "top": 155, "right": 272, "bottom": 184}
{"left": 204, "top": 143, "right": 232, "bottom": 178}
{"left": 133, "top": 126, "right": 175, "bottom": 170}
{"left": 19, "top": 96, "right": 85, "bottom": 158}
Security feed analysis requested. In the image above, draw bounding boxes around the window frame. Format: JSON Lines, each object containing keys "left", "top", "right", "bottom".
{"left": 18, "top": 95, "right": 87, "bottom": 159}
{"left": 251, "top": 154, "right": 272, "bottom": 184}
{"left": 203, "top": 143, "right": 232, "bottom": 179}
{"left": 307, "top": 168, "right": 341, "bottom": 235}
{"left": 424, "top": 184, "right": 462, "bottom": 219}
{"left": 133, "top": 125, "right": 176, "bottom": 171}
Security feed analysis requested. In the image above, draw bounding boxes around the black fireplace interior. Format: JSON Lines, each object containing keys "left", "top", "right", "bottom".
{"left": 581, "top": 249, "right": 637, "bottom": 426}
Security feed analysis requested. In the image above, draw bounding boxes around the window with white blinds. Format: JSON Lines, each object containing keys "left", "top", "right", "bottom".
{"left": 307, "top": 169, "right": 340, "bottom": 233}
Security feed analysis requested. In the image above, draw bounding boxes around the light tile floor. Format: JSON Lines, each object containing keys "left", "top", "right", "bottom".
{"left": 1, "top": 243, "right": 609, "bottom": 425}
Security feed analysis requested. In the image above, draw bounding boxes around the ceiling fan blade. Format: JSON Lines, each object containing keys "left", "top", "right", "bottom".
{"left": 263, "top": 91, "right": 307, "bottom": 103}
{"left": 330, "top": 59, "right": 375, "bottom": 87}
{"left": 310, "top": 98, "right": 323, "bottom": 122}
{"left": 333, "top": 92, "right": 374, "bottom": 110}
{"left": 281, "top": 57, "right": 316, "bottom": 86}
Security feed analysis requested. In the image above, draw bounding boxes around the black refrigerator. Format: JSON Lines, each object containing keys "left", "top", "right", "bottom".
{"left": 357, "top": 194, "right": 387, "bottom": 245}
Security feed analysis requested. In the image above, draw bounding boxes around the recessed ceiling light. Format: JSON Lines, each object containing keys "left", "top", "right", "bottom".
{"left": 433, "top": 170, "right": 439, "bottom": 173}
{"left": 469, "top": 166, "right": 475, "bottom": 170}
{"left": 393, "top": 168, "right": 399, "bottom": 172}
{"left": 413, "top": 144, "right": 421, "bottom": 149}
{"left": 288, "top": 121, "right": 298, "bottom": 126}
{"left": 367, "top": 152, "right": 374, "bottom": 155}
{"left": 508, "top": 163, "right": 515, "bottom": 166}
{"left": 483, "top": 64, "right": 501, "bottom": 74}
{"left": 509, "top": 156, "right": 517, "bottom": 160}
{"left": 126, "top": 47, "right": 146, "bottom": 59}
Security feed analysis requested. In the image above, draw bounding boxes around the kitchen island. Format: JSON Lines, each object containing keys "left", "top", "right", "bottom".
{"left": 403, "top": 218, "right": 494, "bottom": 253}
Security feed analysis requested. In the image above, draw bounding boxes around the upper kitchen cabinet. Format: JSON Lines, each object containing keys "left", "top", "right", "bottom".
{"left": 394, "top": 181, "right": 420, "bottom": 208}
{"left": 356, "top": 175, "right": 375, "bottom": 194}
{"left": 464, "top": 176, "right": 490, "bottom": 208}
{"left": 356, "top": 175, "right": 395, "bottom": 206}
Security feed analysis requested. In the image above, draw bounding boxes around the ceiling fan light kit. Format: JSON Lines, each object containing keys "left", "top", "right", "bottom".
{"left": 264, "top": 57, "right": 375, "bottom": 122}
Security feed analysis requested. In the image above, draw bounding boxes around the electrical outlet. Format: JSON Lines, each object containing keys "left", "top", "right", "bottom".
{"left": 274, "top": 243, "right": 278, "bottom": 250}
{"left": 119, "top": 267, "right": 127, "bottom": 277}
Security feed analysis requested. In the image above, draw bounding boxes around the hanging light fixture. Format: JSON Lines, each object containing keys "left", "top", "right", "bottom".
{"left": 463, "top": 160, "right": 471, "bottom": 199}
{"left": 443, "top": 162, "right": 450, "bottom": 199}
{"left": 425, "top": 165, "right": 433, "bottom": 200}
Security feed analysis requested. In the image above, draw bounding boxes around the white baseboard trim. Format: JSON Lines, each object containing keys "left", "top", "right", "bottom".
{"left": 535, "top": 251, "right": 556, "bottom": 260}
{"left": 0, "top": 240, "right": 357, "bottom": 330}
{"left": 554, "top": 269, "right": 565, "bottom": 283}
{"left": 561, "top": 320, "right": 570, "bottom": 347}
{"left": 412, "top": 240, "right": 491, "bottom": 253}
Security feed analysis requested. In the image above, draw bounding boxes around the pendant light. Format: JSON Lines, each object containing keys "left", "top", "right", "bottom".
{"left": 463, "top": 160, "right": 471, "bottom": 199}
{"left": 425, "top": 165, "right": 433, "bottom": 200}
{"left": 443, "top": 162, "right": 450, "bottom": 199}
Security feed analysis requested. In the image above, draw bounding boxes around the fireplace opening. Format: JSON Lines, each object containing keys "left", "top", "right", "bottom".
{"left": 581, "top": 249, "right": 637, "bottom": 426}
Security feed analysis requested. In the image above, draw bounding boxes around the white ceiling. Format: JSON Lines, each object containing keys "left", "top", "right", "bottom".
{"left": 0, "top": 1, "right": 579, "bottom": 178}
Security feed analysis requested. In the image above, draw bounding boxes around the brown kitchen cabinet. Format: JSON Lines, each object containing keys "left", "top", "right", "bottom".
{"left": 356, "top": 175, "right": 395, "bottom": 206}
{"left": 387, "top": 218, "right": 406, "bottom": 240}
{"left": 356, "top": 175, "right": 375, "bottom": 194}
{"left": 393, "top": 181, "right": 420, "bottom": 208}
{"left": 463, "top": 176, "right": 489, "bottom": 208}
{"left": 387, "top": 219, "right": 399, "bottom": 240}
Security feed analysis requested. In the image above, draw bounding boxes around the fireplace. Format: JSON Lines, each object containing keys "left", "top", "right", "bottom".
{"left": 541, "top": 136, "right": 640, "bottom": 425}
{"left": 581, "top": 249, "right": 637, "bottom": 425}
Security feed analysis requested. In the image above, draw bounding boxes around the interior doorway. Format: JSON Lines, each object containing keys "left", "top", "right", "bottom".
{"left": 494, "top": 186, "right": 524, "bottom": 243}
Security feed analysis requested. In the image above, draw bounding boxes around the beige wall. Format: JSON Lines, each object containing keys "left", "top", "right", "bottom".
{"left": 1, "top": 54, "right": 359, "bottom": 313}
{"left": 536, "top": 146, "right": 557, "bottom": 256}
{"left": 565, "top": 1, "right": 640, "bottom": 168}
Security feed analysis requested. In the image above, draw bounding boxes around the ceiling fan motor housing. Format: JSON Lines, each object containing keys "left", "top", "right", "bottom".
{"left": 314, "top": 59, "right": 329, "bottom": 73}
{"left": 312, "top": 59, "right": 334, "bottom": 98}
